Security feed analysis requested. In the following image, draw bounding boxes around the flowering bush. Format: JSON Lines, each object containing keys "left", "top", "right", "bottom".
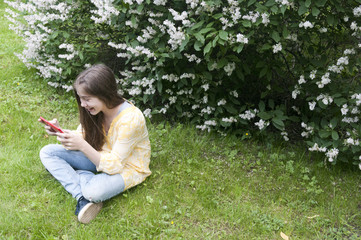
{"left": 5, "top": 0, "right": 361, "bottom": 169}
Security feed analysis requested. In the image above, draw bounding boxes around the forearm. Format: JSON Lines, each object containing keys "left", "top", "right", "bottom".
{"left": 80, "top": 141, "right": 101, "bottom": 168}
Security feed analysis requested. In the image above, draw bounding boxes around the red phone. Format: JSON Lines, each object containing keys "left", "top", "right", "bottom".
{"left": 39, "top": 116, "right": 64, "bottom": 133}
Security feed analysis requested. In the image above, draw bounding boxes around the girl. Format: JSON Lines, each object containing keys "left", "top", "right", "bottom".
{"left": 39, "top": 64, "right": 151, "bottom": 224}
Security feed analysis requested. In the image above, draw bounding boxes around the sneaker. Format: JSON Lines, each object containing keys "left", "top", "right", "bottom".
{"left": 75, "top": 196, "right": 103, "bottom": 224}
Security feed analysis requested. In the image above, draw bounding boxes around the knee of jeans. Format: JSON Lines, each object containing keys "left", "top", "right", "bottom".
{"left": 39, "top": 144, "right": 61, "bottom": 166}
{"left": 82, "top": 186, "right": 105, "bottom": 203}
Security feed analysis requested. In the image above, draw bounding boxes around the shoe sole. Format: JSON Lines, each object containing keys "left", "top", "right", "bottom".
{"left": 78, "top": 202, "right": 103, "bottom": 224}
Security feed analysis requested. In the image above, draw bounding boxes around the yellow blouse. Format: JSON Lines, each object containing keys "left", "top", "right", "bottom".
{"left": 77, "top": 106, "right": 151, "bottom": 190}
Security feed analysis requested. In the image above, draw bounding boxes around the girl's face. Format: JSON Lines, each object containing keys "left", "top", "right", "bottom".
{"left": 76, "top": 84, "right": 105, "bottom": 115}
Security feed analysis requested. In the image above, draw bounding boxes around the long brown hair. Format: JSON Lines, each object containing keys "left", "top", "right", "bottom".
{"left": 73, "top": 64, "right": 124, "bottom": 150}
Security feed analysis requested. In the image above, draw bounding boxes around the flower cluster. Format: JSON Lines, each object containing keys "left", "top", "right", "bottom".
{"left": 301, "top": 122, "right": 314, "bottom": 138}
{"left": 90, "top": 0, "right": 119, "bottom": 24}
{"left": 255, "top": 119, "right": 270, "bottom": 130}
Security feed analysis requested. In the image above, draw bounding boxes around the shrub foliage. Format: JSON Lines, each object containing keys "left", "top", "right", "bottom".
{"left": 5, "top": 0, "right": 361, "bottom": 168}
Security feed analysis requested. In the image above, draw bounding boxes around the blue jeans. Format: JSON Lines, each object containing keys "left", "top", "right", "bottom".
{"left": 39, "top": 144, "right": 125, "bottom": 202}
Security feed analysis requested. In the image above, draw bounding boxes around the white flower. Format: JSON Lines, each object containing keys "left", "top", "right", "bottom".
{"left": 328, "top": 65, "right": 344, "bottom": 73}
{"left": 286, "top": 34, "right": 298, "bottom": 41}
{"left": 281, "top": 131, "right": 289, "bottom": 141}
{"left": 298, "top": 75, "right": 306, "bottom": 84}
{"left": 201, "top": 84, "right": 209, "bottom": 91}
{"left": 236, "top": 33, "right": 249, "bottom": 44}
{"left": 309, "top": 143, "right": 327, "bottom": 152}
{"left": 299, "top": 21, "right": 314, "bottom": 29}
{"left": 341, "top": 104, "right": 349, "bottom": 115}
{"left": 90, "top": 0, "right": 120, "bottom": 24}
{"left": 309, "top": 101, "right": 316, "bottom": 111}
{"left": 261, "top": 13, "right": 270, "bottom": 26}
{"left": 342, "top": 116, "right": 359, "bottom": 123}
{"left": 217, "top": 99, "right": 227, "bottom": 106}
{"left": 292, "top": 86, "right": 300, "bottom": 99}
{"left": 163, "top": 20, "right": 186, "bottom": 50}
{"left": 242, "top": 11, "right": 259, "bottom": 23}
{"left": 351, "top": 93, "right": 361, "bottom": 106}
{"left": 345, "top": 138, "right": 360, "bottom": 146}
{"left": 273, "top": 43, "right": 282, "bottom": 53}
{"left": 337, "top": 56, "right": 349, "bottom": 66}
{"left": 143, "top": 108, "right": 152, "bottom": 118}
{"left": 316, "top": 72, "right": 331, "bottom": 88}
{"left": 344, "top": 49, "right": 356, "bottom": 55}
{"left": 186, "top": 0, "right": 199, "bottom": 8}
{"left": 301, "top": 122, "right": 314, "bottom": 138}
{"left": 201, "top": 106, "right": 215, "bottom": 115}
{"left": 275, "top": 0, "right": 291, "bottom": 6}
{"left": 309, "top": 70, "right": 317, "bottom": 79}
{"left": 184, "top": 53, "right": 201, "bottom": 64}
{"left": 224, "top": 62, "right": 236, "bottom": 76}
{"left": 205, "top": 120, "right": 217, "bottom": 126}
{"left": 326, "top": 148, "right": 339, "bottom": 162}
{"left": 255, "top": 119, "right": 269, "bottom": 130}
{"left": 239, "top": 109, "right": 258, "bottom": 120}
{"left": 316, "top": 94, "right": 333, "bottom": 105}
{"left": 353, "top": 5, "right": 361, "bottom": 17}
{"left": 222, "top": 117, "right": 237, "bottom": 123}
{"left": 154, "top": 0, "right": 167, "bottom": 5}
{"left": 230, "top": 90, "right": 238, "bottom": 98}
{"left": 351, "top": 107, "right": 360, "bottom": 114}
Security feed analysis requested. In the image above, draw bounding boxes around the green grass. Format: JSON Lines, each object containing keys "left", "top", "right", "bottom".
{"left": 1, "top": 2, "right": 361, "bottom": 239}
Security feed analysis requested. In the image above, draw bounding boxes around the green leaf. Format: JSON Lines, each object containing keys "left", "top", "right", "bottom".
{"left": 280, "top": 6, "right": 287, "bottom": 14}
{"left": 236, "top": 45, "right": 244, "bottom": 53}
{"left": 157, "top": 81, "right": 163, "bottom": 93}
{"left": 305, "top": 0, "right": 311, "bottom": 7}
{"left": 327, "top": 15, "right": 335, "bottom": 25}
{"left": 330, "top": 118, "right": 338, "bottom": 129}
{"left": 258, "top": 101, "right": 266, "bottom": 112}
{"left": 271, "top": 31, "right": 280, "bottom": 42}
{"left": 272, "top": 118, "right": 285, "bottom": 130}
{"left": 268, "top": 99, "right": 275, "bottom": 109}
{"left": 217, "top": 58, "right": 228, "bottom": 68}
{"left": 194, "top": 40, "right": 202, "bottom": 51}
{"left": 258, "top": 112, "right": 272, "bottom": 120}
{"left": 334, "top": 98, "right": 347, "bottom": 106}
{"left": 224, "top": 105, "right": 238, "bottom": 114}
{"left": 248, "top": 0, "right": 257, "bottom": 7}
{"left": 265, "top": 0, "right": 276, "bottom": 7}
{"left": 298, "top": 4, "right": 308, "bottom": 15}
{"left": 202, "top": 71, "right": 212, "bottom": 80}
{"left": 191, "top": 20, "right": 205, "bottom": 30}
{"left": 194, "top": 33, "right": 205, "bottom": 44}
{"left": 315, "top": 0, "right": 327, "bottom": 7}
{"left": 199, "top": 27, "right": 214, "bottom": 34}
{"left": 259, "top": 67, "right": 268, "bottom": 78}
{"left": 282, "top": 28, "right": 289, "bottom": 38}
{"left": 319, "top": 130, "right": 331, "bottom": 138}
{"left": 312, "top": 6, "right": 320, "bottom": 16}
{"left": 179, "top": 41, "right": 189, "bottom": 53}
{"left": 219, "top": 30, "right": 228, "bottom": 41}
{"left": 242, "top": 21, "right": 252, "bottom": 27}
{"left": 213, "top": 13, "right": 223, "bottom": 19}
{"left": 332, "top": 131, "right": 339, "bottom": 140}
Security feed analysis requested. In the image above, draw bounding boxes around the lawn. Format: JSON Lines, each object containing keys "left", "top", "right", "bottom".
{"left": 0, "top": 2, "right": 360, "bottom": 239}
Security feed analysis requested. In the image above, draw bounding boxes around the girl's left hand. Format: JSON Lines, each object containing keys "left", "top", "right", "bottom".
{"left": 56, "top": 130, "right": 86, "bottom": 151}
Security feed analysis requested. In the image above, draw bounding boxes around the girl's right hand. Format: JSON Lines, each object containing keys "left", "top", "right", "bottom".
{"left": 38, "top": 118, "right": 61, "bottom": 136}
